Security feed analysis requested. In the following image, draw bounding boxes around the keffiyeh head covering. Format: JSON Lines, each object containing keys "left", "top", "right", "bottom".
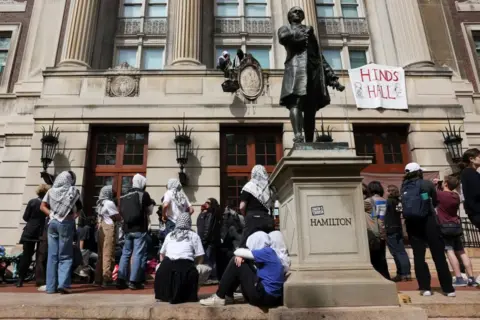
{"left": 241, "top": 165, "right": 273, "bottom": 212}
{"left": 133, "top": 174, "right": 147, "bottom": 190}
{"left": 170, "top": 212, "right": 192, "bottom": 242}
{"left": 167, "top": 178, "right": 188, "bottom": 208}
{"left": 246, "top": 231, "right": 271, "bottom": 251}
{"left": 96, "top": 185, "right": 114, "bottom": 215}
{"left": 47, "top": 171, "right": 80, "bottom": 222}
{"left": 269, "top": 231, "right": 291, "bottom": 273}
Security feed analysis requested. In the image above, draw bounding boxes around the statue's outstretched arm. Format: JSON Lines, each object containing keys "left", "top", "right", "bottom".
{"left": 278, "top": 26, "right": 307, "bottom": 47}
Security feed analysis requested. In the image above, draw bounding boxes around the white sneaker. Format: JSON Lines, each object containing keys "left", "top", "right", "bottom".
{"left": 446, "top": 292, "right": 456, "bottom": 297}
{"left": 421, "top": 290, "right": 432, "bottom": 296}
{"left": 37, "top": 285, "right": 46, "bottom": 292}
{"left": 199, "top": 294, "right": 225, "bottom": 306}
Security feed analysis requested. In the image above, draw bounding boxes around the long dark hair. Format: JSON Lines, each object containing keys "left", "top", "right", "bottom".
{"left": 208, "top": 197, "right": 221, "bottom": 218}
{"left": 459, "top": 148, "right": 480, "bottom": 170}
{"left": 367, "top": 181, "right": 384, "bottom": 197}
{"left": 403, "top": 170, "right": 423, "bottom": 182}
{"left": 362, "top": 183, "right": 370, "bottom": 199}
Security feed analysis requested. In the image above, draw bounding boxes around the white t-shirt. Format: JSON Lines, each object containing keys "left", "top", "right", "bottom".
{"left": 160, "top": 231, "right": 204, "bottom": 261}
{"left": 163, "top": 190, "right": 191, "bottom": 223}
{"left": 99, "top": 200, "right": 119, "bottom": 225}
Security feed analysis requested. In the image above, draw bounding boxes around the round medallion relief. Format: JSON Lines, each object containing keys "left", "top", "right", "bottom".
{"left": 110, "top": 76, "right": 136, "bottom": 97}
{"left": 239, "top": 66, "right": 263, "bottom": 100}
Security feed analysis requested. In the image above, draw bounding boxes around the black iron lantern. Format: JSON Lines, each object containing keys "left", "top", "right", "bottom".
{"left": 441, "top": 119, "right": 463, "bottom": 164}
{"left": 40, "top": 120, "right": 60, "bottom": 185}
{"left": 173, "top": 117, "right": 193, "bottom": 186}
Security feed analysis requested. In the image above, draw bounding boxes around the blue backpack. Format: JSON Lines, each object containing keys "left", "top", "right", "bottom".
{"left": 401, "top": 180, "right": 430, "bottom": 219}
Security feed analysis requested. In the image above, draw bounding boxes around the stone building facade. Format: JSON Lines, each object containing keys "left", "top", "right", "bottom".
{"left": 0, "top": 0, "right": 472, "bottom": 248}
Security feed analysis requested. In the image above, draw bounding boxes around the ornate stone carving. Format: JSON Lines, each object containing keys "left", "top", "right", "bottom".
{"left": 238, "top": 54, "right": 264, "bottom": 101}
{"left": 106, "top": 62, "right": 140, "bottom": 97}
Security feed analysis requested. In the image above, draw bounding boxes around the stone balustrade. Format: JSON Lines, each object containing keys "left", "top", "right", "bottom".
{"left": 117, "top": 17, "right": 168, "bottom": 36}
{"left": 215, "top": 17, "right": 273, "bottom": 35}
{"left": 317, "top": 17, "right": 369, "bottom": 36}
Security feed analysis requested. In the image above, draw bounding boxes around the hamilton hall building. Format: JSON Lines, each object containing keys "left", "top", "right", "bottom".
{"left": 0, "top": 0, "right": 478, "bottom": 248}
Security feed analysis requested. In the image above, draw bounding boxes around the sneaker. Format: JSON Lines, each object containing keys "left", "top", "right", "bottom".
{"left": 128, "top": 282, "right": 144, "bottom": 290}
{"left": 421, "top": 290, "right": 432, "bottom": 296}
{"left": 37, "top": 285, "right": 46, "bottom": 292}
{"left": 446, "top": 292, "right": 456, "bottom": 297}
{"left": 392, "top": 275, "right": 412, "bottom": 282}
{"left": 468, "top": 277, "right": 479, "bottom": 287}
{"left": 225, "top": 296, "right": 234, "bottom": 304}
{"left": 453, "top": 277, "right": 468, "bottom": 287}
{"left": 116, "top": 279, "right": 128, "bottom": 290}
{"left": 199, "top": 294, "right": 225, "bottom": 306}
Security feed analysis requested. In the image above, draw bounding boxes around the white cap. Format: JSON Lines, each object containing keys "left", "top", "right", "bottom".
{"left": 405, "top": 162, "right": 423, "bottom": 173}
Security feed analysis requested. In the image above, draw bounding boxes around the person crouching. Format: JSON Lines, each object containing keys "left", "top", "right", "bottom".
{"left": 155, "top": 212, "right": 205, "bottom": 304}
{"left": 200, "top": 231, "right": 284, "bottom": 307}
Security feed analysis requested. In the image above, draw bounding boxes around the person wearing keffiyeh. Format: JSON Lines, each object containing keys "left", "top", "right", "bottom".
{"left": 40, "top": 171, "right": 82, "bottom": 294}
{"left": 238, "top": 165, "right": 275, "bottom": 247}
{"left": 94, "top": 185, "right": 120, "bottom": 286}
{"left": 162, "top": 178, "right": 194, "bottom": 235}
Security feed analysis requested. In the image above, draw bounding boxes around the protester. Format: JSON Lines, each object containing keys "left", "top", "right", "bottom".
{"left": 436, "top": 175, "right": 478, "bottom": 287}
{"left": 200, "top": 231, "right": 284, "bottom": 307}
{"left": 385, "top": 185, "right": 411, "bottom": 282}
{"left": 217, "top": 206, "right": 244, "bottom": 280}
{"left": 117, "top": 174, "right": 154, "bottom": 290}
{"left": 401, "top": 163, "right": 455, "bottom": 297}
{"left": 155, "top": 212, "right": 205, "bottom": 304}
{"left": 268, "top": 231, "right": 290, "bottom": 274}
{"left": 40, "top": 171, "right": 82, "bottom": 294}
{"left": 95, "top": 185, "right": 121, "bottom": 287}
{"left": 162, "top": 179, "right": 194, "bottom": 235}
{"left": 239, "top": 165, "right": 275, "bottom": 247}
{"left": 364, "top": 181, "right": 390, "bottom": 280}
{"left": 197, "top": 198, "right": 222, "bottom": 281}
{"left": 460, "top": 148, "right": 480, "bottom": 230}
{"left": 233, "top": 49, "right": 245, "bottom": 68}
{"left": 16, "top": 184, "right": 50, "bottom": 287}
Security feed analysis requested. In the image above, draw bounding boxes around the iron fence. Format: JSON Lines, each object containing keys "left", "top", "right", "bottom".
{"left": 461, "top": 217, "right": 480, "bottom": 248}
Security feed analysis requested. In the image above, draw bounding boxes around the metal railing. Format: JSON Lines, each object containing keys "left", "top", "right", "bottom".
{"left": 215, "top": 16, "right": 273, "bottom": 35}
{"left": 317, "top": 17, "right": 369, "bottom": 36}
{"left": 461, "top": 217, "right": 480, "bottom": 248}
{"left": 117, "top": 17, "right": 168, "bottom": 36}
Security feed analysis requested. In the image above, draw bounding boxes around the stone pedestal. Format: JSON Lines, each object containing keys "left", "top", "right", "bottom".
{"left": 269, "top": 143, "right": 398, "bottom": 308}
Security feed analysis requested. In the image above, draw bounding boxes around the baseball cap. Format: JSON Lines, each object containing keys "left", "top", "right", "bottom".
{"left": 405, "top": 162, "right": 423, "bottom": 173}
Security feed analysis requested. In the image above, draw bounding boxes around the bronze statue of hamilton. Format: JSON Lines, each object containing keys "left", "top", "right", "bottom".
{"left": 279, "top": 6, "right": 345, "bottom": 143}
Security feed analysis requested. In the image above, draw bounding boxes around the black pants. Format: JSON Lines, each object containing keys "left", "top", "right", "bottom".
{"left": 18, "top": 241, "right": 37, "bottom": 281}
{"left": 35, "top": 236, "right": 48, "bottom": 286}
{"left": 217, "top": 258, "right": 281, "bottom": 307}
{"left": 406, "top": 215, "right": 454, "bottom": 293}
{"left": 239, "top": 212, "right": 275, "bottom": 248}
{"left": 468, "top": 214, "right": 480, "bottom": 231}
{"left": 370, "top": 240, "right": 391, "bottom": 280}
{"left": 216, "top": 247, "right": 233, "bottom": 281}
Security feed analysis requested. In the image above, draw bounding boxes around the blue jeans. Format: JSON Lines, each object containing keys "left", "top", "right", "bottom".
{"left": 386, "top": 232, "right": 411, "bottom": 276}
{"left": 46, "top": 219, "right": 75, "bottom": 293}
{"left": 119, "top": 232, "right": 147, "bottom": 283}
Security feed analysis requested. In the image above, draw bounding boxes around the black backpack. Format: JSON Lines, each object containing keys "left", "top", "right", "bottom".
{"left": 401, "top": 179, "right": 430, "bottom": 219}
{"left": 120, "top": 191, "right": 143, "bottom": 224}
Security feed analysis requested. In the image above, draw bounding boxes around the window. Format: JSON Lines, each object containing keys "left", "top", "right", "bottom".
{"left": 0, "top": 32, "right": 11, "bottom": 76}
{"left": 86, "top": 128, "right": 148, "bottom": 216}
{"left": 220, "top": 126, "right": 282, "bottom": 209}
{"left": 142, "top": 47, "right": 164, "bottom": 69}
{"left": 248, "top": 47, "right": 270, "bottom": 69}
{"left": 116, "top": 48, "right": 137, "bottom": 67}
{"left": 316, "top": 0, "right": 335, "bottom": 17}
{"left": 323, "top": 49, "right": 342, "bottom": 70}
{"left": 353, "top": 126, "right": 409, "bottom": 173}
{"left": 245, "top": 0, "right": 267, "bottom": 17}
{"left": 148, "top": 0, "right": 167, "bottom": 17}
{"left": 122, "top": 0, "right": 142, "bottom": 17}
{"left": 341, "top": 0, "right": 358, "bottom": 18}
{"left": 217, "top": 0, "right": 239, "bottom": 16}
{"left": 349, "top": 49, "right": 367, "bottom": 68}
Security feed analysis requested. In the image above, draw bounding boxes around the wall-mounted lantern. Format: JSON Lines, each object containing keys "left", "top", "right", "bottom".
{"left": 40, "top": 120, "right": 60, "bottom": 185}
{"left": 441, "top": 119, "right": 463, "bottom": 164}
{"left": 173, "top": 116, "right": 193, "bottom": 186}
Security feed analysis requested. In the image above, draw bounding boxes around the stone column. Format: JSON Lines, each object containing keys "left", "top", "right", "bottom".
{"left": 58, "top": 0, "right": 100, "bottom": 68}
{"left": 384, "top": 0, "right": 432, "bottom": 67}
{"left": 170, "top": 0, "right": 202, "bottom": 66}
{"left": 284, "top": 0, "right": 319, "bottom": 39}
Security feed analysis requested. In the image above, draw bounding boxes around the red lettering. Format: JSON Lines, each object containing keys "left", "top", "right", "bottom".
{"left": 367, "top": 85, "right": 377, "bottom": 98}
{"left": 392, "top": 71, "right": 399, "bottom": 82}
{"left": 373, "top": 68, "right": 380, "bottom": 81}
{"left": 377, "top": 85, "right": 384, "bottom": 98}
{"left": 387, "top": 85, "right": 396, "bottom": 100}
{"left": 360, "top": 68, "right": 371, "bottom": 82}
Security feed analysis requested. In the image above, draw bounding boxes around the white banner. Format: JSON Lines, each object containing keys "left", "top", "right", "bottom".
{"left": 348, "top": 63, "right": 407, "bottom": 110}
